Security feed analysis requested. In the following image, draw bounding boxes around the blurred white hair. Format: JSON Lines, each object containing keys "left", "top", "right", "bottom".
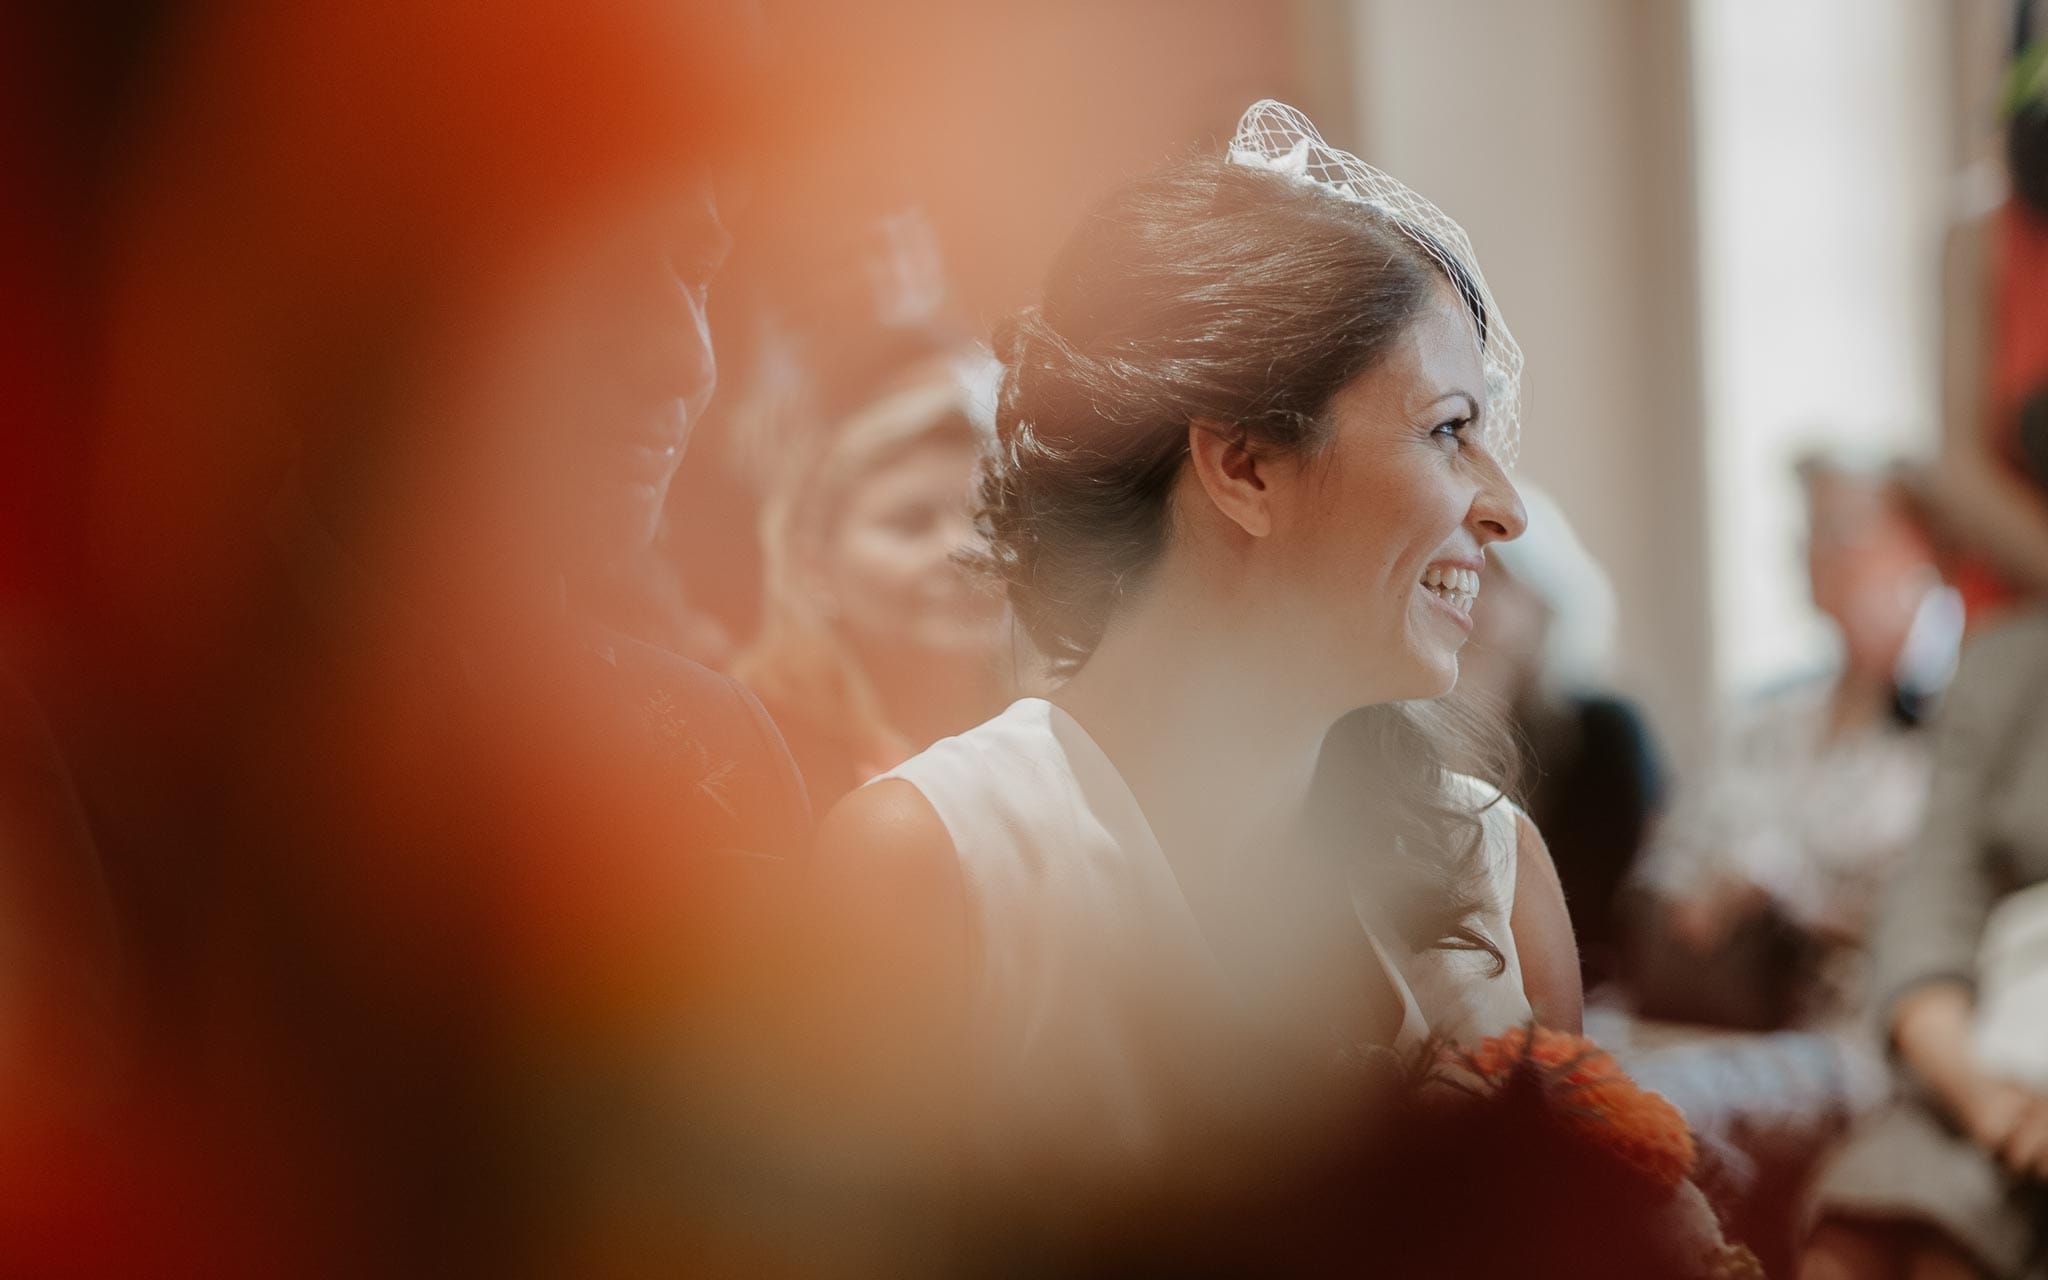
{"left": 1487, "top": 485, "right": 1618, "bottom": 690}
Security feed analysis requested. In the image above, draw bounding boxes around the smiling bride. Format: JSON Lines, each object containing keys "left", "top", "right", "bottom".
{"left": 812, "top": 102, "right": 1581, "bottom": 1189}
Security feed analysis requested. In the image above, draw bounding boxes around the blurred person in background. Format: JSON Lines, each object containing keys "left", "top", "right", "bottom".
{"left": 1551, "top": 458, "right": 1958, "bottom": 1275}
{"left": 672, "top": 204, "right": 963, "bottom": 654}
{"left": 734, "top": 370, "right": 1008, "bottom": 809}
{"left": 1919, "top": 0, "right": 2048, "bottom": 630}
{"left": 1628, "top": 454, "right": 1959, "bottom": 1034}
{"left": 0, "top": 3, "right": 849, "bottom": 1274}
{"left": 1801, "top": 605, "right": 2048, "bottom": 1280}
{"left": 1457, "top": 484, "right": 1664, "bottom": 992}
{"left": 812, "top": 104, "right": 1580, "bottom": 1260}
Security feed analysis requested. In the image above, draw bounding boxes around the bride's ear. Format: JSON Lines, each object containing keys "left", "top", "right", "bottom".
{"left": 1186, "top": 418, "right": 1277, "bottom": 538}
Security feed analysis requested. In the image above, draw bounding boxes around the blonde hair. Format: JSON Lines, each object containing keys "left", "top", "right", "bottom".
{"left": 734, "top": 377, "right": 982, "bottom": 763}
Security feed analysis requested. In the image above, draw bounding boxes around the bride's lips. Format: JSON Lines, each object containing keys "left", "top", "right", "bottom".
{"left": 1415, "top": 578, "right": 1475, "bottom": 633}
{"left": 1415, "top": 557, "right": 1482, "bottom": 634}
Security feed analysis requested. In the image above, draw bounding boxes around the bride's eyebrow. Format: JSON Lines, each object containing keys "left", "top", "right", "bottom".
{"left": 1424, "top": 391, "right": 1479, "bottom": 419}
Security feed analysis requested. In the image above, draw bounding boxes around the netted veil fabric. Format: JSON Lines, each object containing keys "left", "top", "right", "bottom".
{"left": 1226, "top": 99, "right": 1523, "bottom": 467}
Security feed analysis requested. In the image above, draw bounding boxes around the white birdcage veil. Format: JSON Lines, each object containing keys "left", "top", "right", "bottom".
{"left": 1227, "top": 99, "right": 1522, "bottom": 466}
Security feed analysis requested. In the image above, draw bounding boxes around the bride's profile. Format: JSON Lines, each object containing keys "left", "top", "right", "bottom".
{"left": 813, "top": 101, "right": 1581, "bottom": 1183}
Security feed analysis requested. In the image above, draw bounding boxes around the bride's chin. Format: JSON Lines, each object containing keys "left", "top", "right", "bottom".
{"left": 1413, "top": 650, "right": 1461, "bottom": 701}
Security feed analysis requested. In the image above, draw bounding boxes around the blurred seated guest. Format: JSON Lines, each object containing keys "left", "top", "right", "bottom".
{"left": 1916, "top": 9, "right": 2048, "bottom": 630}
{"left": 1801, "top": 606, "right": 2048, "bottom": 1280}
{"left": 1629, "top": 454, "right": 1961, "bottom": 1032}
{"left": 1459, "top": 485, "right": 1663, "bottom": 990}
{"left": 735, "top": 372, "right": 1007, "bottom": 807}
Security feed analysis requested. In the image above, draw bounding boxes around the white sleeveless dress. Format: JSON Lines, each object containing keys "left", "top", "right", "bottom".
{"left": 874, "top": 697, "right": 1532, "bottom": 1168}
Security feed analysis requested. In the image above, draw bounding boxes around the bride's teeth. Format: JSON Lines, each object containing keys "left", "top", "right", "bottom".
{"left": 1420, "top": 566, "right": 1480, "bottom": 601}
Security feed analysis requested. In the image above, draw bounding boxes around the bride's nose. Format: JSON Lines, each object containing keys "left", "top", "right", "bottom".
{"left": 1469, "top": 461, "right": 1527, "bottom": 545}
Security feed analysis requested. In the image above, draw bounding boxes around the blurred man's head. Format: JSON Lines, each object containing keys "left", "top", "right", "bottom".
{"left": 447, "top": 176, "right": 732, "bottom": 576}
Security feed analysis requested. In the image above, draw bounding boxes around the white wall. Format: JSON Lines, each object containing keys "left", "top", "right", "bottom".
{"left": 1690, "top": 0, "right": 1949, "bottom": 697}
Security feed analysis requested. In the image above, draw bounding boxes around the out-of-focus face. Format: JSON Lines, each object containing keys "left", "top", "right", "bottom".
{"left": 1804, "top": 471, "right": 1931, "bottom": 675}
{"left": 817, "top": 435, "right": 1000, "bottom": 665}
{"left": 474, "top": 177, "right": 730, "bottom": 577}
{"left": 1262, "top": 283, "right": 1527, "bottom": 707}
{"left": 575, "top": 180, "right": 727, "bottom": 562}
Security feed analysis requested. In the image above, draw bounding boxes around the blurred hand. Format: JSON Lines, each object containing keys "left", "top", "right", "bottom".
{"left": 1954, "top": 1075, "right": 2048, "bottom": 1180}
{"left": 1892, "top": 983, "right": 2048, "bottom": 1180}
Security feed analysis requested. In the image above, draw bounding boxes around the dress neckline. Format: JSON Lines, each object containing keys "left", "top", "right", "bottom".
{"left": 1029, "top": 698, "right": 1211, "bottom": 963}
{"left": 1020, "top": 696, "right": 1426, "bottom": 1049}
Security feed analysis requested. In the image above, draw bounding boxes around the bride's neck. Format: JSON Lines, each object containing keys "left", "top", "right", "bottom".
{"left": 1052, "top": 583, "right": 1330, "bottom": 881}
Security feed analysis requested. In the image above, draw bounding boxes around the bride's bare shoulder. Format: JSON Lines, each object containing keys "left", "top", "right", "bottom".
{"left": 814, "top": 780, "right": 970, "bottom": 949}
{"left": 807, "top": 780, "right": 976, "bottom": 1107}
{"left": 817, "top": 780, "right": 956, "bottom": 873}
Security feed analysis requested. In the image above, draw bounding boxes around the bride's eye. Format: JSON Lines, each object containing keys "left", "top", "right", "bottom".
{"left": 1431, "top": 417, "right": 1472, "bottom": 450}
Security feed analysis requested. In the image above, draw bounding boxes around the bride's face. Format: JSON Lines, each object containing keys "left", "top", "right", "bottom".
{"left": 1266, "top": 284, "right": 1526, "bottom": 705}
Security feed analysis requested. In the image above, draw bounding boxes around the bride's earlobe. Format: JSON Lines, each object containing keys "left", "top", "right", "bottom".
{"left": 1186, "top": 418, "right": 1274, "bottom": 538}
